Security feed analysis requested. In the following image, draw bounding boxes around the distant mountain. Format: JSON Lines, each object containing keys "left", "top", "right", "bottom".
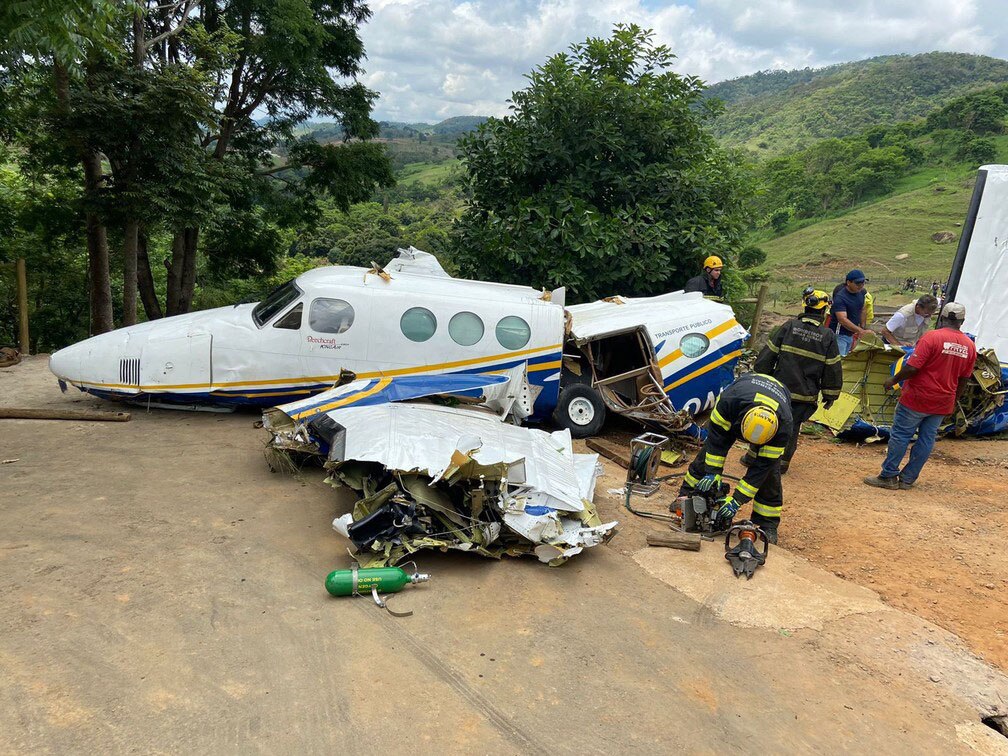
{"left": 377, "top": 116, "right": 487, "bottom": 139}
{"left": 706, "top": 52, "right": 1008, "bottom": 154}
{"left": 428, "top": 116, "right": 487, "bottom": 135}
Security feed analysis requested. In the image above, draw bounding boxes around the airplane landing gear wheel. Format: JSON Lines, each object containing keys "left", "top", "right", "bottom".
{"left": 553, "top": 383, "right": 606, "bottom": 437}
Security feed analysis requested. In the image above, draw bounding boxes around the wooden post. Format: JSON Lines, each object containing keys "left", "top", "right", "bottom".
{"left": 16, "top": 258, "right": 29, "bottom": 355}
{"left": 750, "top": 283, "right": 770, "bottom": 342}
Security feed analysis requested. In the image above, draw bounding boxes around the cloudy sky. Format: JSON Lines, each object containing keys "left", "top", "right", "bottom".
{"left": 356, "top": 0, "right": 1008, "bottom": 122}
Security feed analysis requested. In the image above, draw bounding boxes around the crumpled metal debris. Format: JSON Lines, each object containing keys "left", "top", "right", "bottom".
{"left": 263, "top": 374, "right": 617, "bottom": 567}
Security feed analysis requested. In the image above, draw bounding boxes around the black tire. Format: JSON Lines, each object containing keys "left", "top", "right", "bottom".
{"left": 553, "top": 383, "right": 606, "bottom": 438}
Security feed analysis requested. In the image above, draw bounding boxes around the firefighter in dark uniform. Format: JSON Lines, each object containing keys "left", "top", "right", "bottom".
{"left": 677, "top": 372, "right": 793, "bottom": 543}
{"left": 747, "top": 288, "right": 843, "bottom": 473}
{"left": 683, "top": 256, "right": 724, "bottom": 299}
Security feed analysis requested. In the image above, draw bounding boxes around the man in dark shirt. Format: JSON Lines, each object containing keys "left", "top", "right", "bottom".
{"left": 683, "top": 256, "right": 724, "bottom": 299}
{"left": 830, "top": 269, "right": 869, "bottom": 356}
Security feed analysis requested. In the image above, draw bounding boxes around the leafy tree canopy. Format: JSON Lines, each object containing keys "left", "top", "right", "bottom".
{"left": 451, "top": 24, "right": 751, "bottom": 301}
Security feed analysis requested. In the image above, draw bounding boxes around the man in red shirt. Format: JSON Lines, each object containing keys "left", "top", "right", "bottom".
{"left": 864, "top": 302, "right": 977, "bottom": 489}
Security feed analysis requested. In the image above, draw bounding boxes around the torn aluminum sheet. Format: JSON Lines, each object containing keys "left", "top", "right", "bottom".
{"left": 811, "top": 332, "right": 1008, "bottom": 440}
{"left": 267, "top": 393, "right": 616, "bottom": 567}
{"left": 263, "top": 367, "right": 534, "bottom": 439}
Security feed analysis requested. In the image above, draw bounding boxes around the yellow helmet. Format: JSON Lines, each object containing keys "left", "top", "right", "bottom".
{"left": 803, "top": 288, "right": 831, "bottom": 311}
{"left": 703, "top": 255, "right": 724, "bottom": 271}
{"left": 741, "top": 405, "right": 779, "bottom": 446}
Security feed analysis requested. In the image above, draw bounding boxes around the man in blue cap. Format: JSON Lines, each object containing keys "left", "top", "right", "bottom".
{"left": 830, "top": 269, "right": 870, "bottom": 356}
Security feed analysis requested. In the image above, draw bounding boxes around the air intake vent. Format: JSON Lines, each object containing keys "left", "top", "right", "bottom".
{"left": 119, "top": 357, "right": 140, "bottom": 387}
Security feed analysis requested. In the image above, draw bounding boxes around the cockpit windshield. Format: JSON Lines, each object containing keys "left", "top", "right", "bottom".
{"left": 252, "top": 281, "right": 303, "bottom": 327}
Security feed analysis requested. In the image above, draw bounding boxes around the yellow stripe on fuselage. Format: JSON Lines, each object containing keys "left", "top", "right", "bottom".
{"left": 73, "top": 343, "right": 563, "bottom": 392}
{"left": 658, "top": 319, "right": 740, "bottom": 370}
{"left": 290, "top": 377, "right": 393, "bottom": 420}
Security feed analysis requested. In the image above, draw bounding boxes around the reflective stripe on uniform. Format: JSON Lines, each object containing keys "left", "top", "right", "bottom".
{"left": 765, "top": 374, "right": 786, "bottom": 391}
{"left": 752, "top": 500, "right": 783, "bottom": 517}
{"left": 757, "top": 445, "right": 785, "bottom": 459}
{"left": 753, "top": 392, "right": 780, "bottom": 412}
{"left": 767, "top": 340, "right": 780, "bottom": 353}
{"left": 822, "top": 389, "right": 841, "bottom": 398}
{"left": 705, "top": 452, "right": 725, "bottom": 467}
{"left": 790, "top": 392, "right": 818, "bottom": 403}
{"left": 736, "top": 479, "right": 758, "bottom": 499}
{"left": 684, "top": 471, "right": 700, "bottom": 486}
{"left": 825, "top": 354, "right": 842, "bottom": 364}
{"left": 710, "top": 406, "right": 731, "bottom": 431}
{"left": 779, "top": 344, "right": 829, "bottom": 362}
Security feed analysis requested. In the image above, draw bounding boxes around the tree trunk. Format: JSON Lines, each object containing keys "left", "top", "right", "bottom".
{"left": 54, "top": 61, "right": 113, "bottom": 335}
{"left": 137, "top": 229, "right": 163, "bottom": 320}
{"left": 179, "top": 226, "right": 199, "bottom": 313}
{"left": 122, "top": 218, "right": 139, "bottom": 326}
{"left": 82, "top": 150, "right": 113, "bottom": 335}
{"left": 165, "top": 230, "right": 186, "bottom": 316}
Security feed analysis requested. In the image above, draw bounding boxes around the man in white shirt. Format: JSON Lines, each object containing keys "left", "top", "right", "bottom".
{"left": 881, "top": 294, "right": 938, "bottom": 347}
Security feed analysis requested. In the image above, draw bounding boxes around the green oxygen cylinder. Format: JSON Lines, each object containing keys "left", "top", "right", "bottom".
{"left": 324, "top": 566, "right": 430, "bottom": 597}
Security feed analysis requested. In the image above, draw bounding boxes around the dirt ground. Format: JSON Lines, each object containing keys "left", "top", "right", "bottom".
{"left": 585, "top": 425, "right": 1008, "bottom": 675}
{"left": 4, "top": 355, "right": 1008, "bottom": 753}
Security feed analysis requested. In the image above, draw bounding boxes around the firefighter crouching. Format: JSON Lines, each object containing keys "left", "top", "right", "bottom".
{"left": 746, "top": 288, "right": 843, "bottom": 473}
{"left": 677, "top": 373, "right": 793, "bottom": 543}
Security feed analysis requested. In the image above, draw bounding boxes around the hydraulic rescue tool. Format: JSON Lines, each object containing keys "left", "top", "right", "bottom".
{"left": 671, "top": 482, "right": 735, "bottom": 536}
{"left": 724, "top": 520, "right": 769, "bottom": 579}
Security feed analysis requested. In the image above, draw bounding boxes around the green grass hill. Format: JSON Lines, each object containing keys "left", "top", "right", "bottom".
{"left": 707, "top": 52, "right": 1008, "bottom": 155}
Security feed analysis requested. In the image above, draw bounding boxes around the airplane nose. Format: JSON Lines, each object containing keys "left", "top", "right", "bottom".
{"left": 49, "top": 343, "right": 83, "bottom": 381}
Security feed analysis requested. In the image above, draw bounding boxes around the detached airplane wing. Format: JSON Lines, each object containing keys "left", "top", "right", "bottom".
{"left": 810, "top": 333, "right": 1008, "bottom": 439}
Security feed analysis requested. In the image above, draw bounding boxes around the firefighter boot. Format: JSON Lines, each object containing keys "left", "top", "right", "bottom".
{"left": 751, "top": 514, "right": 779, "bottom": 545}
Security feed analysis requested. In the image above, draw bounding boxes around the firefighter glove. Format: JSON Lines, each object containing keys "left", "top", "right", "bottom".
{"left": 717, "top": 495, "right": 741, "bottom": 520}
{"left": 694, "top": 473, "right": 721, "bottom": 493}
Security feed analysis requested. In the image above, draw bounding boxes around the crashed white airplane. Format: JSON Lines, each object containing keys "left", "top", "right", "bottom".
{"left": 49, "top": 248, "right": 747, "bottom": 438}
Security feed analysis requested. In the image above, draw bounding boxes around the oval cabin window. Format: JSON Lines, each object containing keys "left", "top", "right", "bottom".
{"left": 679, "top": 332, "right": 710, "bottom": 359}
{"left": 401, "top": 307, "right": 437, "bottom": 342}
{"left": 495, "top": 315, "right": 531, "bottom": 350}
{"left": 310, "top": 298, "right": 355, "bottom": 334}
{"left": 449, "top": 312, "right": 485, "bottom": 346}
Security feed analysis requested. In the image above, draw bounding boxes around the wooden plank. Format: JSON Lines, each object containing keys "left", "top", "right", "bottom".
{"left": 586, "top": 438, "right": 633, "bottom": 468}
{"left": 646, "top": 531, "right": 702, "bottom": 551}
{"left": 0, "top": 407, "right": 131, "bottom": 422}
{"left": 586, "top": 438, "right": 679, "bottom": 470}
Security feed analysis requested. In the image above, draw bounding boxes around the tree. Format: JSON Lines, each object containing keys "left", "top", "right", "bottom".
{"left": 153, "top": 0, "right": 394, "bottom": 316}
{"left": 1, "top": 0, "right": 122, "bottom": 334}
{"left": 738, "top": 245, "right": 767, "bottom": 269}
{"left": 2, "top": 0, "right": 393, "bottom": 334}
{"left": 450, "top": 25, "right": 752, "bottom": 301}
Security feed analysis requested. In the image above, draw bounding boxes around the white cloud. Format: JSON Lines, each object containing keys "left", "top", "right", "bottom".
{"left": 357, "top": 0, "right": 1008, "bottom": 123}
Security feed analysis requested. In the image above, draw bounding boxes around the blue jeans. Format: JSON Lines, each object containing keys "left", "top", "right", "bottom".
{"left": 837, "top": 333, "right": 854, "bottom": 356}
{"left": 880, "top": 402, "right": 944, "bottom": 484}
